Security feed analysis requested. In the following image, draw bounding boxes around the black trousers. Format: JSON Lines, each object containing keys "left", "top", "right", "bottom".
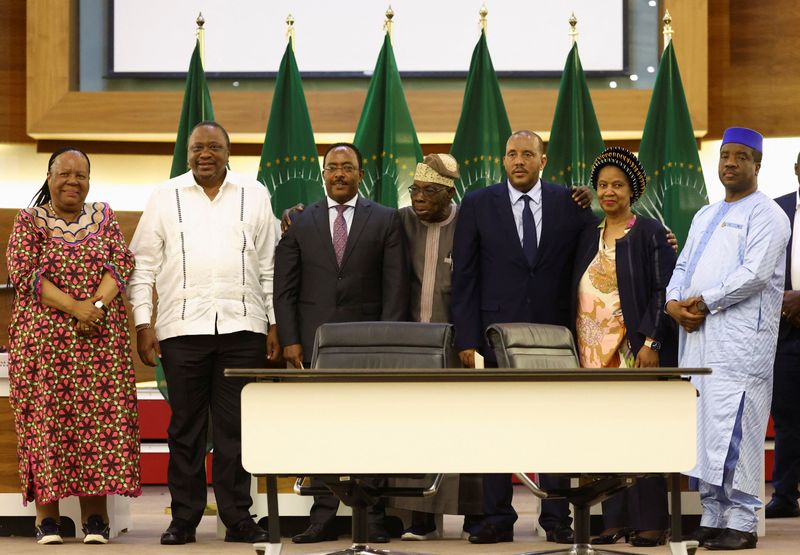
{"left": 160, "top": 331, "right": 266, "bottom": 528}
{"left": 600, "top": 476, "right": 668, "bottom": 531}
{"left": 481, "top": 473, "right": 570, "bottom": 531}
{"left": 770, "top": 336, "right": 800, "bottom": 505}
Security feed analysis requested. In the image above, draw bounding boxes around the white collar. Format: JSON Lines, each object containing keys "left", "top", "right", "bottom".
{"left": 327, "top": 194, "right": 358, "bottom": 209}
{"left": 507, "top": 179, "right": 542, "bottom": 204}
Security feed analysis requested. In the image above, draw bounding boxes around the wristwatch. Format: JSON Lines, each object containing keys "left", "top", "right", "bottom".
{"left": 644, "top": 338, "right": 661, "bottom": 352}
{"left": 695, "top": 299, "right": 709, "bottom": 314}
{"left": 93, "top": 300, "right": 108, "bottom": 313}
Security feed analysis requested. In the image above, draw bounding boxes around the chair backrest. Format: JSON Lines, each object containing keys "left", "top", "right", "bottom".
{"left": 485, "top": 323, "right": 579, "bottom": 369}
{"left": 311, "top": 321, "right": 459, "bottom": 369}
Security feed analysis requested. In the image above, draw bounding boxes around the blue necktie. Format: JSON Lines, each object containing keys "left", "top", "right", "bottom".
{"left": 522, "top": 194, "right": 538, "bottom": 267}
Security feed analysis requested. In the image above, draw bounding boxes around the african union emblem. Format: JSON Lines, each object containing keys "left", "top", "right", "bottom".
{"left": 258, "top": 153, "right": 323, "bottom": 217}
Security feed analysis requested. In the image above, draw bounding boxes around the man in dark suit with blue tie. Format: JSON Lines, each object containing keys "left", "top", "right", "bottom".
{"left": 766, "top": 152, "right": 800, "bottom": 519}
{"left": 452, "top": 130, "right": 597, "bottom": 544}
{"left": 274, "top": 142, "right": 409, "bottom": 544}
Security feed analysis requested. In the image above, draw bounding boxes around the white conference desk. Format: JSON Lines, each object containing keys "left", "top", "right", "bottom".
{"left": 229, "top": 367, "right": 708, "bottom": 555}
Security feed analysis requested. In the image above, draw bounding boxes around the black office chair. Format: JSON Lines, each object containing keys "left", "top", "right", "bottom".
{"left": 294, "top": 321, "right": 458, "bottom": 555}
{"left": 486, "top": 323, "right": 637, "bottom": 555}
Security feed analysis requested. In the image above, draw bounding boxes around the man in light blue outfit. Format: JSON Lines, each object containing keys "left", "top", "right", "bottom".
{"left": 666, "top": 127, "right": 791, "bottom": 551}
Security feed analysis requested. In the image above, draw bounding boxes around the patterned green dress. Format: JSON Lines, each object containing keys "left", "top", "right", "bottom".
{"left": 6, "top": 202, "right": 141, "bottom": 504}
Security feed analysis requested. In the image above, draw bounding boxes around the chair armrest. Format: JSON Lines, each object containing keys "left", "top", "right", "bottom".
{"left": 514, "top": 472, "right": 549, "bottom": 499}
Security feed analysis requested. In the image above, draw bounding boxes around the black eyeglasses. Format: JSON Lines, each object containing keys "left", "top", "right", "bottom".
{"left": 408, "top": 185, "right": 447, "bottom": 197}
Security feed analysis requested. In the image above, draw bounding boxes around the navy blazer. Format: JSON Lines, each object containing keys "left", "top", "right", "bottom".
{"left": 571, "top": 215, "right": 678, "bottom": 366}
{"left": 774, "top": 191, "right": 800, "bottom": 343}
{"left": 274, "top": 197, "right": 409, "bottom": 358}
{"left": 451, "top": 181, "right": 597, "bottom": 360}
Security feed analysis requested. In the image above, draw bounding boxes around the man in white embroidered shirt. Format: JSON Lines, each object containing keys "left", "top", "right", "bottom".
{"left": 128, "top": 121, "right": 279, "bottom": 546}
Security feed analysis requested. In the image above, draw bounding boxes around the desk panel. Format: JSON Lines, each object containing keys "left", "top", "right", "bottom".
{"left": 242, "top": 380, "right": 696, "bottom": 475}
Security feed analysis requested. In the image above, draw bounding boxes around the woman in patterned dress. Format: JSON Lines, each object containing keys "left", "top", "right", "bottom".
{"left": 6, "top": 147, "right": 141, "bottom": 544}
{"left": 571, "top": 147, "right": 678, "bottom": 547}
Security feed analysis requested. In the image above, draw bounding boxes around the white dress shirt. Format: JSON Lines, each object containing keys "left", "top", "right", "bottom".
{"left": 128, "top": 170, "right": 277, "bottom": 341}
{"left": 507, "top": 179, "right": 543, "bottom": 246}
{"left": 326, "top": 194, "right": 358, "bottom": 237}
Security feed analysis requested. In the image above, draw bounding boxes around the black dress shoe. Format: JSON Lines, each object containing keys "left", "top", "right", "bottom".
{"left": 765, "top": 497, "right": 800, "bottom": 519}
{"left": 468, "top": 522, "right": 514, "bottom": 544}
{"left": 368, "top": 524, "right": 390, "bottom": 543}
{"left": 292, "top": 522, "right": 338, "bottom": 544}
{"left": 630, "top": 529, "right": 669, "bottom": 547}
{"left": 160, "top": 519, "right": 196, "bottom": 545}
{"left": 224, "top": 518, "right": 269, "bottom": 543}
{"left": 545, "top": 525, "right": 575, "bottom": 544}
{"left": 685, "top": 525, "right": 723, "bottom": 546}
{"left": 704, "top": 528, "right": 757, "bottom": 550}
{"left": 591, "top": 527, "right": 632, "bottom": 545}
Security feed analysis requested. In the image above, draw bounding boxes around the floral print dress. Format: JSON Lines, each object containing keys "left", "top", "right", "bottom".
{"left": 6, "top": 202, "right": 141, "bottom": 504}
{"left": 576, "top": 218, "right": 635, "bottom": 368}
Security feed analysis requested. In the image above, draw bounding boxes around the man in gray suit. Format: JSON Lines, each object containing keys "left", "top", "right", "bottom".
{"left": 274, "top": 142, "right": 409, "bottom": 543}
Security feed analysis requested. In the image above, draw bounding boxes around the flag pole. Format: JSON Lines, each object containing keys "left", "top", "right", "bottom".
{"left": 384, "top": 6, "right": 394, "bottom": 41}
{"left": 286, "top": 14, "right": 295, "bottom": 49}
{"left": 196, "top": 12, "right": 205, "bottom": 63}
{"left": 479, "top": 3, "right": 488, "bottom": 34}
{"left": 663, "top": 9, "right": 674, "bottom": 49}
{"left": 568, "top": 13, "right": 578, "bottom": 44}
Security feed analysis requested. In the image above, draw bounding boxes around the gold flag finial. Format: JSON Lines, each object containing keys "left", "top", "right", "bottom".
{"left": 196, "top": 12, "right": 206, "bottom": 64}
{"left": 568, "top": 13, "right": 578, "bottom": 44}
{"left": 479, "top": 3, "right": 488, "bottom": 33}
{"left": 384, "top": 6, "right": 394, "bottom": 39}
{"left": 663, "top": 9, "right": 674, "bottom": 46}
{"left": 286, "top": 14, "right": 295, "bottom": 48}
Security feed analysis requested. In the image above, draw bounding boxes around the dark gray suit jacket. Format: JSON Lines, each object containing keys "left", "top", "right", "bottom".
{"left": 274, "top": 196, "right": 409, "bottom": 360}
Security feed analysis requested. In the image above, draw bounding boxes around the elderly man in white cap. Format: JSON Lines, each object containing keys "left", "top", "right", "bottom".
{"left": 392, "top": 154, "right": 484, "bottom": 541}
{"left": 399, "top": 154, "right": 462, "bottom": 323}
{"left": 666, "top": 127, "right": 791, "bottom": 550}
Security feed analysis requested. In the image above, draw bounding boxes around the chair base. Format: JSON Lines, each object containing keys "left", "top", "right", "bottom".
{"left": 309, "top": 545, "right": 432, "bottom": 555}
{"left": 518, "top": 545, "right": 641, "bottom": 555}
{"left": 669, "top": 540, "right": 700, "bottom": 555}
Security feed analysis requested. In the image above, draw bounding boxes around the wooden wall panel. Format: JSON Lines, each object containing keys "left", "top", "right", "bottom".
{"left": 0, "top": 398, "right": 20, "bottom": 493}
{"left": 0, "top": 209, "right": 153, "bottom": 382}
{"left": 0, "top": 0, "right": 31, "bottom": 143}
{"left": 707, "top": 0, "right": 800, "bottom": 139}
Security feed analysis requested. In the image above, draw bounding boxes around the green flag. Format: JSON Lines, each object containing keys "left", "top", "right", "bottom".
{"left": 354, "top": 33, "right": 422, "bottom": 208}
{"left": 160, "top": 40, "right": 216, "bottom": 402}
{"left": 258, "top": 40, "right": 323, "bottom": 217}
{"left": 170, "top": 40, "right": 215, "bottom": 179}
{"left": 450, "top": 31, "right": 512, "bottom": 201}
{"left": 636, "top": 41, "right": 708, "bottom": 248}
{"left": 545, "top": 43, "right": 605, "bottom": 190}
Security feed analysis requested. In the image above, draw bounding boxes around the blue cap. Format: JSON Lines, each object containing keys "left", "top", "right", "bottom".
{"left": 722, "top": 127, "right": 763, "bottom": 153}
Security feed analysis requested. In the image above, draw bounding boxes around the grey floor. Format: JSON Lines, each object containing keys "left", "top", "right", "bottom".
{"left": 2, "top": 485, "right": 799, "bottom": 554}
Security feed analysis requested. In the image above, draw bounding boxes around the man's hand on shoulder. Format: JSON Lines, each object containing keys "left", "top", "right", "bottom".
{"left": 280, "top": 203, "right": 306, "bottom": 234}
{"left": 570, "top": 185, "right": 593, "bottom": 209}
